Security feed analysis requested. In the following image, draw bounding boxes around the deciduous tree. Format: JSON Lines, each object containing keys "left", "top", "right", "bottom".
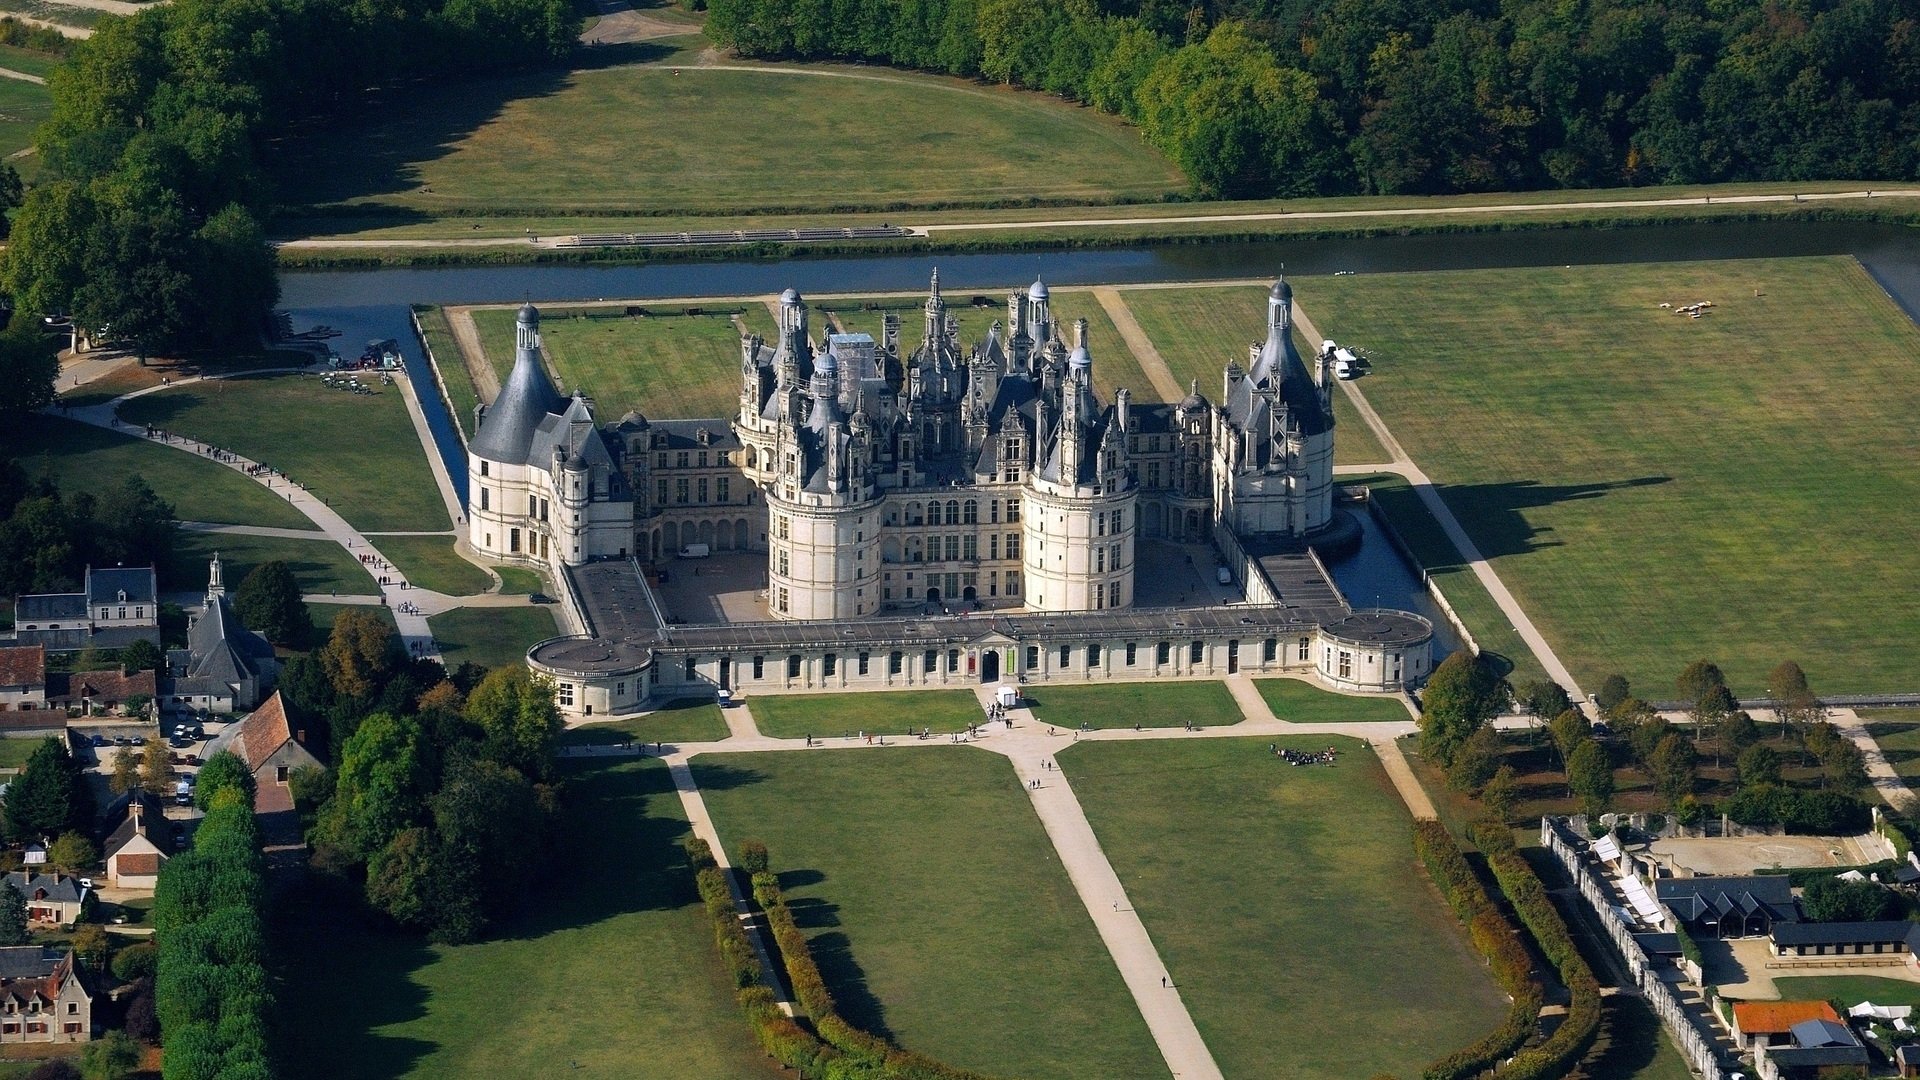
{"left": 1418, "top": 652, "right": 1507, "bottom": 768}
{"left": 1737, "top": 744, "right": 1782, "bottom": 787}
{"left": 0, "top": 883, "right": 27, "bottom": 945}
{"left": 1566, "top": 740, "right": 1614, "bottom": 817}
{"left": 463, "top": 666, "right": 560, "bottom": 780}
{"left": 1649, "top": 734, "right": 1697, "bottom": 810}
{"left": 234, "top": 560, "right": 308, "bottom": 646}
{"left": 1595, "top": 674, "right": 1631, "bottom": 712}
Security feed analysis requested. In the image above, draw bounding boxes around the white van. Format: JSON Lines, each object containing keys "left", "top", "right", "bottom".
{"left": 679, "top": 543, "right": 711, "bottom": 559}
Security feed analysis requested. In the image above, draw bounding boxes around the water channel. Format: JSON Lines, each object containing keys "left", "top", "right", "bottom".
{"left": 277, "top": 219, "right": 1919, "bottom": 635}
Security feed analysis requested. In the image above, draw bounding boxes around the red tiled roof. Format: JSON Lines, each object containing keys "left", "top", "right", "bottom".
{"left": 1732, "top": 1000, "right": 1842, "bottom": 1034}
{"left": 49, "top": 668, "right": 154, "bottom": 704}
{"left": 235, "top": 692, "right": 292, "bottom": 772}
{"left": 114, "top": 853, "right": 161, "bottom": 876}
{"left": 0, "top": 646, "right": 44, "bottom": 688}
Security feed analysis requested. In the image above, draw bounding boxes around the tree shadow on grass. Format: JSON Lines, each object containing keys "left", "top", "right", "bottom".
{"left": 806, "top": 929, "right": 895, "bottom": 1044}
{"left": 687, "top": 760, "right": 771, "bottom": 792}
{"left": 1377, "top": 476, "right": 1672, "bottom": 566}
{"left": 271, "top": 875, "right": 438, "bottom": 1080}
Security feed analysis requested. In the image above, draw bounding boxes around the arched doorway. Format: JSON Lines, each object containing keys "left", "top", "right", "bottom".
{"left": 927, "top": 587, "right": 941, "bottom": 605}
{"left": 716, "top": 524, "right": 733, "bottom": 551}
{"left": 735, "top": 519, "right": 749, "bottom": 549}
{"left": 981, "top": 650, "right": 999, "bottom": 682}
{"left": 698, "top": 520, "right": 715, "bottom": 546}
{"left": 664, "top": 521, "right": 680, "bottom": 550}
{"left": 963, "top": 586, "right": 977, "bottom": 601}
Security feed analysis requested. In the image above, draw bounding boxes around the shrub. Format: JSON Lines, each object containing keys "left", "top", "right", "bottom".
{"left": 110, "top": 939, "right": 158, "bottom": 982}
{"left": 1413, "top": 821, "right": 1542, "bottom": 1080}
{"left": 739, "top": 839, "right": 769, "bottom": 875}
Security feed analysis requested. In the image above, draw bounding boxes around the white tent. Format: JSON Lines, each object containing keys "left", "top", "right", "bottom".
{"left": 1593, "top": 834, "right": 1623, "bottom": 863}
{"left": 1618, "top": 875, "right": 1666, "bottom": 929}
{"left": 1848, "top": 1002, "right": 1914, "bottom": 1021}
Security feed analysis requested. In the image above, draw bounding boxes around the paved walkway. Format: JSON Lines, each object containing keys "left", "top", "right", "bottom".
{"left": 445, "top": 308, "right": 503, "bottom": 403}
{"left": 0, "top": 67, "right": 45, "bottom": 85}
{"left": 1830, "top": 707, "right": 1913, "bottom": 805}
{"left": 1092, "top": 288, "right": 1186, "bottom": 402}
{"left": 180, "top": 521, "right": 330, "bottom": 541}
{"left": 640, "top": 675, "right": 1443, "bottom": 1078}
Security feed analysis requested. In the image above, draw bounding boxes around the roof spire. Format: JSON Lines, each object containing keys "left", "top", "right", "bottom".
{"left": 207, "top": 552, "right": 225, "bottom": 600}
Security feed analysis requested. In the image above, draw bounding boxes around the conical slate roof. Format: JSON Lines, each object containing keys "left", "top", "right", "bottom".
{"left": 472, "top": 309, "right": 566, "bottom": 462}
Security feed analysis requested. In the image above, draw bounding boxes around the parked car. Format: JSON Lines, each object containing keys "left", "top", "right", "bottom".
{"left": 528, "top": 592, "right": 554, "bottom": 604}
{"left": 1215, "top": 565, "right": 1233, "bottom": 585}
{"left": 88, "top": 735, "right": 106, "bottom": 747}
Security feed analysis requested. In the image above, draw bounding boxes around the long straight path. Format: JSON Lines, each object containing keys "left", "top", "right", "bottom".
{"left": 1092, "top": 287, "right": 1186, "bottom": 402}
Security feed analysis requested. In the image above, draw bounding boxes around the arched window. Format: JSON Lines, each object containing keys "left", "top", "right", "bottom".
{"left": 963, "top": 500, "right": 978, "bottom": 524}
{"left": 945, "top": 500, "right": 960, "bottom": 525}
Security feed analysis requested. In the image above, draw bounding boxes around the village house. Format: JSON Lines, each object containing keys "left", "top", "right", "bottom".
{"left": 200, "top": 691, "right": 319, "bottom": 841}
{"left": 99, "top": 790, "right": 168, "bottom": 892}
{"left": 10, "top": 567, "right": 160, "bottom": 655}
{"left": 46, "top": 668, "right": 155, "bottom": 717}
{"left": 0, "top": 947, "right": 89, "bottom": 1044}
{"left": 0, "top": 646, "right": 47, "bottom": 715}
{"left": 1, "top": 872, "right": 88, "bottom": 925}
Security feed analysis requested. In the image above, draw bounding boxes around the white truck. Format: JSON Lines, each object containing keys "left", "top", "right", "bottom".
{"left": 678, "top": 543, "right": 711, "bottom": 559}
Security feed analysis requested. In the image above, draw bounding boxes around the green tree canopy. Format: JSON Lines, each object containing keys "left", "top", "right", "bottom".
{"left": 1519, "top": 680, "right": 1574, "bottom": 720}
{"left": 1418, "top": 652, "right": 1507, "bottom": 768}
{"left": 1649, "top": 734, "right": 1698, "bottom": 810}
{"left": 1737, "top": 744, "right": 1782, "bottom": 788}
{"left": 0, "top": 883, "right": 26, "bottom": 945}
{"left": 320, "top": 712, "right": 431, "bottom": 862}
{"left": 1595, "top": 674, "right": 1631, "bottom": 713}
{"left": 47, "top": 831, "right": 99, "bottom": 875}
{"left": 320, "top": 607, "right": 402, "bottom": 701}
{"left": 1802, "top": 876, "right": 1900, "bottom": 923}
{"left": 4, "top": 736, "right": 89, "bottom": 840}
{"left": 119, "top": 638, "right": 162, "bottom": 674}
{"left": 233, "top": 560, "right": 308, "bottom": 646}
{"left": 1676, "top": 660, "right": 1726, "bottom": 703}
{"left": 193, "top": 750, "right": 256, "bottom": 810}
{"left": 463, "top": 666, "right": 560, "bottom": 780}
{"left": 1566, "top": 740, "right": 1614, "bottom": 817}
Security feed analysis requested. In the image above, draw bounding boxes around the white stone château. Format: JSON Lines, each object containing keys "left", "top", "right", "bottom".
{"left": 467, "top": 304, "right": 636, "bottom": 567}
{"left": 467, "top": 275, "right": 1435, "bottom": 716}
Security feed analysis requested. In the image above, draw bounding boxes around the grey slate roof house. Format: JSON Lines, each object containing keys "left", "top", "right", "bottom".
{"left": 164, "top": 555, "right": 277, "bottom": 715}
{"left": 0, "top": 946, "right": 90, "bottom": 1043}
{"left": 1655, "top": 875, "right": 1798, "bottom": 938}
{"left": 2, "top": 872, "right": 88, "bottom": 925}
{"left": 11, "top": 567, "right": 160, "bottom": 654}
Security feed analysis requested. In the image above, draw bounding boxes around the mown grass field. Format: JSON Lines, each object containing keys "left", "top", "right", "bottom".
{"left": 414, "top": 305, "right": 478, "bottom": 440}
{"left": 274, "top": 62, "right": 1182, "bottom": 218}
{"left": 470, "top": 306, "right": 746, "bottom": 420}
{"left": 695, "top": 748, "right": 1165, "bottom": 1079}
{"left": 0, "top": 52, "right": 51, "bottom": 159}
{"left": 427, "top": 605, "right": 558, "bottom": 671}
{"left": 172, "top": 529, "right": 370, "bottom": 598}
{"left": 1349, "top": 472, "right": 1551, "bottom": 687}
{"left": 377, "top": 535, "right": 492, "bottom": 596}
{"left": 1118, "top": 286, "right": 1392, "bottom": 464}
{"left": 1254, "top": 677, "right": 1412, "bottom": 722}
{"left": 1023, "top": 680, "right": 1241, "bottom": 730}
{"left": 1771, "top": 975, "right": 1920, "bottom": 1009}
{"left": 0, "top": 42, "right": 60, "bottom": 79}
{"left": 1312, "top": 257, "right": 1920, "bottom": 694}
{"left": 746, "top": 690, "right": 980, "bottom": 740}
{"left": 1062, "top": 736, "right": 1508, "bottom": 1080}
{"left": 275, "top": 759, "right": 779, "bottom": 1080}
{"left": 8, "top": 415, "right": 314, "bottom": 531}
{"left": 119, "top": 373, "right": 449, "bottom": 533}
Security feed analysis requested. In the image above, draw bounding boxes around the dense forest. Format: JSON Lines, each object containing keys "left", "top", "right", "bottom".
{"left": 705, "top": 0, "right": 1920, "bottom": 198}
{"left": 0, "top": 0, "right": 577, "bottom": 356}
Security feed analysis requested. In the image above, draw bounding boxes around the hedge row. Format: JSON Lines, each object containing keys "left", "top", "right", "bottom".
{"left": 751, "top": 869, "right": 1002, "bottom": 1080}
{"left": 1755, "top": 860, "right": 1905, "bottom": 890}
{"left": 1482, "top": 847, "right": 1603, "bottom": 1080}
{"left": 1412, "top": 820, "right": 1543, "bottom": 1080}
{"left": 153, "top": 766, "right": 274, "bottom": 1080}
{"left": 684, "top": 838, "right": 843, "bottom": 1076}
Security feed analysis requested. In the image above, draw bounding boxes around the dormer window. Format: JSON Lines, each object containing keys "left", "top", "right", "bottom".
{"left": 117, "top": 590, "right": 127, "bottom": 602}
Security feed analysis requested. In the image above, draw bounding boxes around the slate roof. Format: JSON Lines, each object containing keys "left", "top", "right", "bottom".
{"left": 13, "top": 592, "right": 85, "bottom": 622}
{"left": 4, "top": 871, "right": 85, "bottom": 905}
{"left": 0, "top": 646, "right": 44, "bottom": 688}
{"left": 1790, "top": 1017, "right": 1860, "bottom": 1048}
{"left": 86, "top": 566, "right": 156, "bottom": 606}
{"left": 1768, "top": 1045, "right": 1870, "bottom": 1068}
{"left": 1771, "top": 920, "right": 1920, "bottom": 947}
{"left": 0, "top": 946, "right": 76, "bottom": 1006}
{"left": 100, "top": 790, "right": 166, "bottom": 854}
{"left": 1655, "top": 875, "right": 1798, "bottom": 924}
{"left": 471, "top": 305, "right": 566, "bottom": 463}
{"left": 185, "top": 595, "right": 273, "bottom": 686}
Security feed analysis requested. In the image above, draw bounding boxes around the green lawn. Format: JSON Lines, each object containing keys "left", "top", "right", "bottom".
{"left": 470, "top": 306, "right": 746, "bottom": 420}
{"left": 273, "top": 62, "right": 1182, "bottom": 217}
{"left": 1864, "top": 721, "right": 1920, "bottom": 781}
{"left": 0, "top": 737, "right": 49, "bottom": 770}
{"left": 275, "top": 758, "right": 779, "bottom": 1080}
{"left": 377, "top": 535, "right": 492, "bottom": 596}
{"left": 1311, "top": 257, "right": 1920, "bottom": 695}
{"left": 494, "top": 566, "right": 545, "bottom": 594}
{"left": 1347, "top": 474, "right": 1547, "bottom": 689}
{"left": 1254, "top": 677, "right": 1412, "bottom": 722}
{"left": 695, "top": 748, "right": 1164, "bottom": 1079}
{"left": 0, "top": 43, "right": 59, "bottom": 79}
{"left": 0, "top": 54, "right": 50, "bottom": 158}
{"left": 1772, "top": 975, "right": 1920, "bottom": 1009}
{"left": 119, "top": 373, "right": 449, "bottom": 533}
{"left": 1061, "top": 736, "right": 1508, "bottom": 1080}
{"left": 745, "top": 690, "right": 981, "bottom": 740}
{"left": 8, "top": 415, "right": 314, "bottom": 530}
{"left": 415, "top": 305, "right": 479, "bottom": 441}
{"left": 1118, "top": 286, "right": 1391, "bottom": 464}
{"left": 171, "top": 529, "right": 371, "bottom": 598}
{"left": 0, "top": 0, "right": 101, "bottom": 30}
{"left": 1023, "top": 681, "right": 1242, "bottom": 730}
{"left": 427, "top": 605, "right": 557, "bottom": 671}
{"left": 563, "top": 699, "right": 730, "bottom": 745}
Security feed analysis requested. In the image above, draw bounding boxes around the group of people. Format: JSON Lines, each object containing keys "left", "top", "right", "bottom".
{"left": 396, "top": 600, "right": 422, "bottom": 615}
{"left": 1270, "top": 744, "right": 1340, "bottom": 766}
